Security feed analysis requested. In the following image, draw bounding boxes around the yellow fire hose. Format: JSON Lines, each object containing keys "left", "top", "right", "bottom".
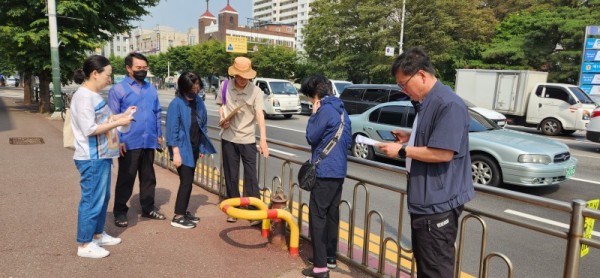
{"left": 219, "top": 197, "right": 299, "bottom": 256}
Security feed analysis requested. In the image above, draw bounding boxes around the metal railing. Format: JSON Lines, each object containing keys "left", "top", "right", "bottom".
{"left": 154, "top": 125, "right": 600, "bottom": 278}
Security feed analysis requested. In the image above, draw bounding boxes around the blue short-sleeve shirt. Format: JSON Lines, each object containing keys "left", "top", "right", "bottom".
{"left": 407, "top": 81, "right": 475, "bottom": 214}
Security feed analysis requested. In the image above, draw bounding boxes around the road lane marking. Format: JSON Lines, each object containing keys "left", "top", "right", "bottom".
{"left": 570, "top": 177, "right": 600, "bottom": 185}
{"left": 266, "top": 124, "right": 305, "bottom": 133}
{"left": 505, "top": 209, "right": 600, "bottom": 237}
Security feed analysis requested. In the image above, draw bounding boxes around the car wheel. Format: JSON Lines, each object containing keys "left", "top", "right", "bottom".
{"left": 284, "top": 114, "right": 293, "bottom": 119}
{"left": 541, "top": 118, "right": 562, "bottom": 136}
{"left": 471, "top": 154, "right": 502, "bottom": 187}
{"left": 351, "top": 135, "right": 374, "bottom": 160}
{"left": 560, "top": 129, "right": 576, "bottom": 135}
{"left": 263, "top": 110, "right": 269, "bottom": 119}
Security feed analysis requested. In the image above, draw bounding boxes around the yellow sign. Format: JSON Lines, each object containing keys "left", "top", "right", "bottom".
{"left": 225, "top": 36, "right": 247, "bottom": 53}
{"left": 581, "top": 199, "right": 599, "bottom": 257}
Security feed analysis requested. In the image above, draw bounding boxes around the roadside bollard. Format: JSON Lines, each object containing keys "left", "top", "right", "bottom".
{"left": 269, "top": 187, "right": 288, "bottom": 250}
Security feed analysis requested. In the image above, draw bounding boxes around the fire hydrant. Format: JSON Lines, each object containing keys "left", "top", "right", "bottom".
{"left": 269, "top": 187, "right": 288, "bottom": 250}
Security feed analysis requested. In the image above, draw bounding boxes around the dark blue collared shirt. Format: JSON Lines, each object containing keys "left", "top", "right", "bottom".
{"left": 407, "top": 81, "right": 475, "bottom": 215}
{"left": 108, "top": 76, "right": 162, "bottom": 150}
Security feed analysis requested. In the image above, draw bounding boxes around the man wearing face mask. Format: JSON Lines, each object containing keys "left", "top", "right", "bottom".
{"left": 108, "top": 52, "right": 165, "bottom": 228}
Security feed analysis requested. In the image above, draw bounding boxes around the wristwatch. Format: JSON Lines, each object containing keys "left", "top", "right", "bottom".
{"left": 398, "top": 144, "right": 407, "bottom": 159}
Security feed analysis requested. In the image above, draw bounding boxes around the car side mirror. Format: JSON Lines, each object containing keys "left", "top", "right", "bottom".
{"left": 262, "top": 87, "right": 270, "bottom": 95}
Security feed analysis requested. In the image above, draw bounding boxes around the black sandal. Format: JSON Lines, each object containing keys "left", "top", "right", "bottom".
{"left": 114, "top": 214, "right": 128, "bottom": 227}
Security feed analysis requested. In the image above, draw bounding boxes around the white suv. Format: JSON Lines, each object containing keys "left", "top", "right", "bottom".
{"left": 586, "top": 106, "right": 600, "bottom": 143}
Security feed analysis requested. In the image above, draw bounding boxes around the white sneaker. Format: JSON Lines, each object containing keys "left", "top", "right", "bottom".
{"left": 93, "top": 232, "right": 122, "bottom": 246}
{"left": 77, "top": 242, "right": 110, "bottom": 258}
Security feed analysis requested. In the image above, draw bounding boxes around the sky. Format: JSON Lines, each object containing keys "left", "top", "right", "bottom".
{"left": 138, "top": 0, "right": 253, "bottom": 32}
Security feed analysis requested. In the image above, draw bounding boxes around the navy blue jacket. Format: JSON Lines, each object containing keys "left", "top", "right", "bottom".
{"left": 306, "top": 96, "right": 352, "bottom": 178}
{"left": 166, "top": 95, "right": 216, "bottom": 167}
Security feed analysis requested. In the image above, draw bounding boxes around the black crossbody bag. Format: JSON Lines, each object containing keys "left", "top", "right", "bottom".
{"left": 298, "top": 113, "right": 345, "bottom": 191}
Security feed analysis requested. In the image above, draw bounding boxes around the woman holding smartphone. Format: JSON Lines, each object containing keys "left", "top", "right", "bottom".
{"left": 70, "top": 55, "right": 135, "bottom": 258}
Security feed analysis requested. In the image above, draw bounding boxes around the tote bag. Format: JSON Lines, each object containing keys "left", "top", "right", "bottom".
{"left": 63, "top": 109, "right": 75, "bottom": 150}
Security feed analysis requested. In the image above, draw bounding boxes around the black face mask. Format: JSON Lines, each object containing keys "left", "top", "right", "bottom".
{"left": 132, "top": 70, "right": 147, "bottom": 82}
{"left": 184, "top": 91, "right": 197, "bottom": 99}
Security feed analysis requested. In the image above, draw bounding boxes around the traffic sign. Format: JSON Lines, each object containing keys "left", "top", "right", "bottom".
{"left": 226, "top": 36, "right": 248, "bottom": 54}
{"left": 385, "top": 46, "right": 395, "bottom": 57}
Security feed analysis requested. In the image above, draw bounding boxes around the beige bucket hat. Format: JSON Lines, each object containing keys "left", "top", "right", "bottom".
{"left": 228, "top": 57, "right": 257, "bottom": 80}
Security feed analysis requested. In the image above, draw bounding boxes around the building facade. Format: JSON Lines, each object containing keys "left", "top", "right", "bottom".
{"left": 198, "top": 3, "right": 295, "bottom": 49}
{"left": 129, "top": 25, "right": 199, "bottom": 56}
{"left": 99, "top": 33, "right": 131, "bottom": 58}
{"left": 252, "top": 0, "right": 315, "bottom": 52}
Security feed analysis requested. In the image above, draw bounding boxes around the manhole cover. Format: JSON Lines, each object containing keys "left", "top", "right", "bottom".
{"left": 9, "top": 137, "right": 45, "bottom": 145}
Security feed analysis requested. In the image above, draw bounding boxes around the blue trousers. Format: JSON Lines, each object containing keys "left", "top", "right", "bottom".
{"left": 75, "top": 159, "right": 112, "bottom": 244}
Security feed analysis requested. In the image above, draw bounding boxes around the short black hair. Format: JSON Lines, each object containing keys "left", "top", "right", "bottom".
{"left": 300, "top": 74, "right": 332, "bottom": 99}
{"left": 391, "top": 47, "right": 436, "bottom": 77}
{"left": 125, "top": 52, "right": 148, "bottom": 67}
{"left": 73, "top": 55, "right": 110, "bottom": 84}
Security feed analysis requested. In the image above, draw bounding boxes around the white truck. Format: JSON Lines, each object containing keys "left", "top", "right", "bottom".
{"left": 455, "top": 69, "right": 596, "bottom": 136}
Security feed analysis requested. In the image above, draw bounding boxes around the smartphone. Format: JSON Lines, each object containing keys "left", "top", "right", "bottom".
{"left": 377, "top": 130, "right": 397, "bottom": 141}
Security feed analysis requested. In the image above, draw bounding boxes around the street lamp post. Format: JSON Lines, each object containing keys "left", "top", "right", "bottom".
{"left": 47, "top": 0, "right": 63, "bottom": 116}
{"left": 399, "top": 0, "right": 406, "bottom": 55}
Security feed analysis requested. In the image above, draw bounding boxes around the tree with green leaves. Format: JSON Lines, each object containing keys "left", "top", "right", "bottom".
{"left": 166, "top": 45, "right": 194, "bottom": 74}
{"left": 0, "top": 0, "right": 159, "bottom": 113}
{"left": 189, "top": 40, "right": 232, "bottom": 80}
{"left": 147, "top": 52, "right": 169, "bottom": 88}
{"left": 108, "top": 55, "right": 126, "bottom": 76}
{"left": 304, "top": 0, "right": 497, "bottom": 84}
{"left": 249, "top": 45, "right": 298, "bottom": 79}
{"left": 480, "top": 2, "right": 600, "bottom": 83}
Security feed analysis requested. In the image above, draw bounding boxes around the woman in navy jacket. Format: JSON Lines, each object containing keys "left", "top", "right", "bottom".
{"left": 166, "top": 72, "right": 216, "bottom": 229}
{"left": 301, "top": 74, "right": 352, "bottom": 278}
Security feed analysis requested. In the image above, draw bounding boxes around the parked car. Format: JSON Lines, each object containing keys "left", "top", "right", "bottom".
{"left": 589, "top": 94, "right": 600, "bottom": 105}
{"left": 349, "top": 101, "right": 577, "bottom": 187}
{"left": 298, "top": 79, "right": 353, "bottom": 115}
{"left": 586, "top": 106, "right": 600, "bottom": 143}
{"left": 331, "top": 80, "right": 353, "bottom": 97}
{"left": 462, "top": 97, "right": 507, "bottom": 128}
{"left": 339, "top": 84, "right": 409, "bottom": 115}
{"left": 6, "top": 77, "right": 19, "bottom": 87}
{"left": 254, "top": 78, "right": 301, "bottom": 118}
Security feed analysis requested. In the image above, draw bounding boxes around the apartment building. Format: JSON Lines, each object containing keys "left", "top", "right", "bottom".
{"left": 252, "top": 0, "right": 315, "bottom": 52}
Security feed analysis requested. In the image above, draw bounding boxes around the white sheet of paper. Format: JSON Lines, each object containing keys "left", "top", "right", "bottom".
{"left": 355, "top": 135, "right": 380, "bottom": 146}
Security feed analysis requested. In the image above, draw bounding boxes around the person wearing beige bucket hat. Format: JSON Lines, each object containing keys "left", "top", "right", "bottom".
{"left": 217, "top": 57, "right": 269, "bottom": 224}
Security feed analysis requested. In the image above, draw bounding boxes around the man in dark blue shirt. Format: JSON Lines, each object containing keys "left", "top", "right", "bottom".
{"left": 109, "top": 53, "right": 165, "bottom": 227}
{"left": 377, "top": 48, "right": 475, "bottom": 278}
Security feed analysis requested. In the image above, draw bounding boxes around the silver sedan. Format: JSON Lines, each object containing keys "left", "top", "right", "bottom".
{"left": 349, "top": 101, "right": 577, "bottom": 187}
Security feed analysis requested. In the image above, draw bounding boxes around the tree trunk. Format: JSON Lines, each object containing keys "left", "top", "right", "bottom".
{"left": 38, "top": 74, "right": 52, "bottom": 114}
{"left": 23, "top": 73, "right": 32, "bottom": 105}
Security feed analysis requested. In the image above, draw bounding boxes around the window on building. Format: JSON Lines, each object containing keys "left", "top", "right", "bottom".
{"left": 287, "top": 27, "right": 292, "bottom": 32}
{"left": 276, "top": 27, "right": 280, "bottom": 32}
{"left": 117, "top": 46, "right": 120, "bottom": 51}
{"left": 229, "top": 16, "right": 234, "bottom": 26}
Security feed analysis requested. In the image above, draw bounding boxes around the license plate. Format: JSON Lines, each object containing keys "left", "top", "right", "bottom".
{"left": 497, "top": 121, "right": 506, "bottom": 127}
{"left": 566, "top": 165, "right": 576, "bottom": 178}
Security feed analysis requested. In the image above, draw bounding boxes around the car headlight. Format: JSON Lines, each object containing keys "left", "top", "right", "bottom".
{"left": 518, "top": 154, "right": 551, "bottom": 164}
{"left": 273, "top": 99, "right": 280, "bottom": 107}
